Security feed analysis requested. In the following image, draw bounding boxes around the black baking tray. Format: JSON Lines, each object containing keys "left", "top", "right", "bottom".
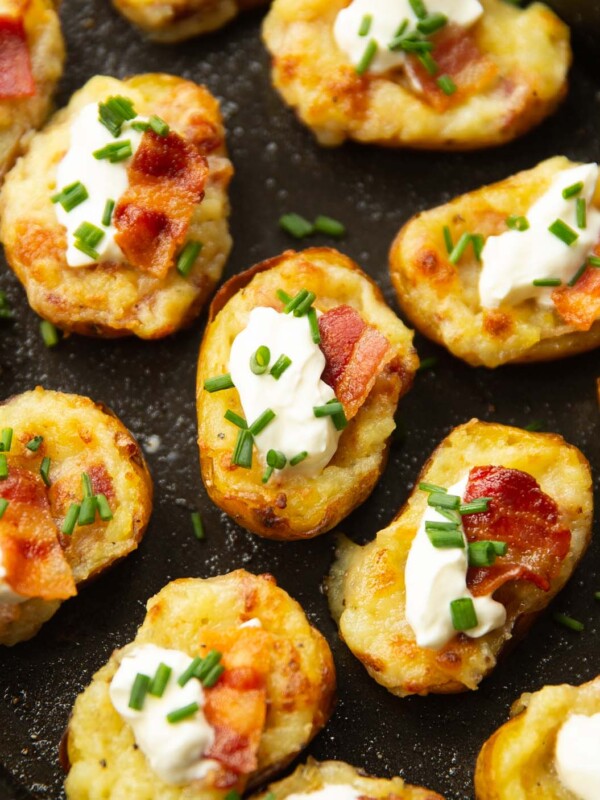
{"left": 1, "top": 3, "right": 599, "bottom": 798}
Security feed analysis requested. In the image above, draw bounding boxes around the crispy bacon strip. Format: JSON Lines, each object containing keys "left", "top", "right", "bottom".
{"left": 318, "top": 305, "right": 390, "bottom": 420}
{"left": 405, "top": 25, "right": 498, "bottom": 111}
{"left": 0, "top": 16, "right": 35, "bottom": 99}
{"left": 0, "top": 468, "right": 76, "bottom": 600}
{"left": 114, "top": 129, "right": 208, "bottom": 279}
{"left": 552, "top": 265, "right": 600, "bottom": 331}
{"left": 462, "top": 466, "right": 570, "bottom": 597}
{"left": 199, "top": 626, "right": 270, "bottom": 779}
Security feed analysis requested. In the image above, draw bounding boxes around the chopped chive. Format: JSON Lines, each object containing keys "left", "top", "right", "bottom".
{"left": 506, "top": 215, "right": 530, "bottom": 232}
{"left": 280, "top": 213, "right": 314, "bottom": 239}
{"left": 195, "top": 649, "right": 222, "bottom": 681}
{"left": 262, "top": 465, "right": 274, "bottom": 483}
{"left": 525, "top": 420, "right": 543, "bottom": 431}
{"left": 74, "top": 239, "right": 100, "bottom": 261}
{"left": 249, "top": 409, "right": 276, "bottom": 436}
{"left": 78, "top": 496, "right": 97, "bottom": 526}
{"left": 314, "top": 401, "right": 344, "bottom": 418}
{"left": 224, "top": 410, "right": 247, "bottom": 429}
{"left": 40, "top": 456, "right": 51, "bottom": 486}
{"left": 149, "top": 115, "right": 169, "bottom": 137}
{"left": 232, "top": 429, "right": 253, "bottom": 468}
{"left": 449, "top": 232, "right": 472, "bottom": 265}
{"left": 131, "top": 121, "right": 150, "bottom": 132}
{"left": 417, "top": 51, "right": 439, "bottom": 75}
{"left": 417, "top": 11, "right": 447, "bottom": 34}
{"left": 425, "top": 520, "right": 459, "bottom": 532}
{"left": 0, "top": 498, "right": 8, "bottom": 519}
{"left": 450, "top": 597, "right": 478, "bottom": 631}
{"left": 436, "top": 75, "right": 457, "bottom": 96}
{"left": 81, "top": 472, "right": 93, "bottom": 498}
{"left": 93, "top": 140, "right": 133, "bottom": 163}
{"left": 358, "top": 13, "right": 372, "bottom": 36}
{"left": 40, "top": 320, "right": 60, "bottom": 348}
{"left": 26, "top": 435, "right": 43, "bottom": 452}
{"left": 576, "top": 197, "right": 587, "bottom": 229}
{"left": 284, "top": 289, "right": 309, "bottom": 314}
{"left": 562, "top": 181, "right": 583, "bottom": 199}
{"left": 96, "top": 494, "right": 113, "bottom": 522}
{"left": 201, "top": 663, "right": 224, "bottom": 688}
{"left": 314, "top": 215, "right": 346, "bottom": 238}
{"left": 290, "top": 451, "right": 308, "bottom": 466}
{"left": 594, "top": 591, "right": 600, "bottom": 601}
{"left": 568, "top": 262, "right": 587, "bottom": 287}
{"left": 149, "top": 663, "right": 172, "bottom": 697}
{"left": 396, "top": 37, "right": 435, "bottom": 53}
{"left": 61, "top": 503, "right": 81, "bottom": 535}
{"left": 178, "top": 657, "right": 203, "bottom": 687}
{"left": 417, "top": 356, "right": 437, "bottom": 372}
{"left": 427, "top": 528, "right": 465, "bottom": 548}
{"left": 490, "top": 541, "right": 508, "bottom": 556}
{"left": 128, "top": 673, "right": 151, "bottom": 711}
{"left": 250, "top": 345, "right": 271, "bottom": 375}
{"left": 532, "top": 278, "right": 562, "bottom": 287}
{"left": 204, "top": 374, "right": 234, "bottom": 392}
{"left": 437, "top": 507, "right": 461, "bottom": 523}
{"left": 459, "top": 497, "right": 492, "bottom": 515}
{"left": 394, "top": 19, "right": 409, "bottom": 38}
{"left": 0, "top": 428, "right": 13, "bottom": 452}
{"left": 167, "top": 702, "right": 199, "bottom": 724}
{"left": 409, "top": 0, "right": 428, "bottom": 19}
{"left": 307, "top": 308, "right": 321, "bottom": 343}
{"left": 588, "top": 255, "right": 600, "bottom": 267}
{"left": 548, "top": 219, "right": 579, "bottom": 246}
{"left": 293, "top": 291, "right": 316, "bottom": 317}
{"left": 443, "top": 225, "right": 453, "bottom": 254}
{"left": 98, "top": 96, "right": 136, "bottom": 138}
{"left": 191, "top": 511, "right": 204, "bottom": 540}
{"left": 102, "top": 199, "right": 115, "bottom": 227}
{"left": 471, "top": 233, "right": 484, "bottom": 262}
{"left": 267, "top": 450, "right": 286, "bottom": 470}
{"left": 277, "top": 289, "right": 292, "bottom": 304}
{"left": 356, "top": 39, "right": 378, "bottom": 75}
{"left": 51, "top": 181, "right": 88, "bottom": 212}
{"left": 553, "top": 613, "right": 584, "bottom": 632}
{"left": 0, "top": 290, "right": 13, "bottom": 320}
{"left": 427, "top": 492, "right": 460, "bottom": 510}
{"left": 419, "top": 482, "right": 447, "bottom": 494}
{"left": 0, "top": 455, "right": 7, "bottom": 480}
{"left": 468, "top": 541, "right": 497, "bottom": 567}
{"left": 176, "top": 241, "right": 202, "bottom": 278}
{"left": 226, "top": 792, "right": 242, "bottom": 800}
{"left": 270, "top": 354, "right": 292, "bottom": 380}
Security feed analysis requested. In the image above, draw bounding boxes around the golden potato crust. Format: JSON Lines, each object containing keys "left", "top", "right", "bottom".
{"left": 65, "top": 570, "right": 336, "bottom": 800}
{"left": 390, "top": 156, "right": 600, "bottom": 367}
{"left": 262, "top": 0, "right": 570, "bottom": 149}
{"left": 475, "top": 676, "right": 600, "bottom": 799}
{"left": 327, "top": 420, "right": 592, "bottom": 697}
{"left": 0, "top": 387, "right": 153, "bottom": 645}
{"left": 196, "top": 247, "right": 418, "bottom": 541}
{"left": 112, "top": 0, "right": 268, "bottom": 42}
{"left": 0, "top": 0, "right": 64, "bottom": 182}
{"left": 252, "top": 758, "right": 446, "bottom": 800}
{"left": 0, "top": 73, "right": 233, "bottom": 338}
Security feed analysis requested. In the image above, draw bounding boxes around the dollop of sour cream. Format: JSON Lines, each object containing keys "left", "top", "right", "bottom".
{"left": 480, "top": 163, "right": 600, "bottom": 308}
{"left": 333, "top": 0, "right": 483, "bottom": 75}
{"left": 286, "top": 786, "right": 363, "bottom": 800}
{"left": 555, "top": 713, "right": 600, "bottom": 800}
{"left": 54, "top": 103, "right": 146, "bottom": 268}
{"left": 229, "top": 307, "right": 341, "bottom": 478}
{"left": 109, "top": 644, "right": 218, "bottom": 786}
{"left": 404, "top": 476, "right": 506, "bottom": 650}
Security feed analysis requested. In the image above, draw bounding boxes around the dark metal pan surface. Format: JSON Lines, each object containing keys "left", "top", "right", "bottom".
{"left": 0, "top": 3, "right": 599, "bottom": 798}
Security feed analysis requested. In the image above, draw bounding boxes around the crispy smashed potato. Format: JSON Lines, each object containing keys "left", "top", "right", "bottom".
{"left": 327, "top": 420, "right": 592, "bottom": 697}
{"left": 0, "top": 387, "right": 152, "bottom": 645}
{"left": 196, "top": 248, "right": 418, "bottom": 541}
{"left": 475, "top": 676, "right": 600, "bottom": 799}
{"left": 252, "top": 758, "right": 445, "bottom": 800}
{"left": 112, "top": 0, "right": 267, "bottom": 42}
{"left": 390, "top": 156, "right": 600, "bottom": 367}
{"left": 65, "top": 570, "right": 336, "bottom": 800}
{"left": 0, "top": 0, "right": 64, "bottom": 182}
{"left": 0, "top": 73, "right": 233, "bottom": 338}
{"left": 262, "top": 0, "right": 570, "bottom": 149}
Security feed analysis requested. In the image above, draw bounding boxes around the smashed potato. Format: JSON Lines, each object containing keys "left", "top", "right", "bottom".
{"left": 0, "top": 387, "right": 153, "bottom": 646}
{"left": 0, "top": 0, "right": 64, "bottom": 182}
{"left": 262, "top": 0, "right": 570, "bottom": 149}
{"left": 390, "top": 156, "right": 600, "bottom": 367}
{"left": 65, "top": 570, "right": 336, "bottom": 800}
{"left": 0, "top": 73, "right": 233, "bottom": 338}
{"left": 112, "top": 0, "right": 268, "bottom": 42}
{"left": 252, "top": 758, "right": 445, "bottom": 800}
{"left": 327, "top": 419, "right": 592, "bottom": 697}
{"left": 475, "top": 676, "right": 600, "bottom": 799}
{"left": 196, "top": 248, "right": 418, "bottom": 540}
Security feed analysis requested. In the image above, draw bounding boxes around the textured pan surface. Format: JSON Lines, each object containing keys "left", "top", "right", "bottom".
{"left": 0, "top": 3, "right": 599, "bottom": 799}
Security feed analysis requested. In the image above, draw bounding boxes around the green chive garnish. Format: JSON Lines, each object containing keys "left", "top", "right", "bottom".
{"left": 548, "top": 219, "right": 579, "bottom": 246}
{"left": 594, "top": 591, "right": 600, "bottom": 601}
{"left": 262, "top": 466, "right": 274, "bottom": 483}
{"left": 314, "top": 401, "right": 344, "bottom": 418}
{"left": 450, "top": 597, "right": 478, "bottom": 631}
{"left": 290, "top": 451, "right": 308, "bottom": 466}
{"left": 270, "top": 355, "right": 292, "bottom": 380}
{"left": 417, "top": 51, "right": 438, "bottom": 75}
{"left": 74, "top": 223, "right": 104, "bottom": 249}
{"left": 102, "top": 199, "right": 115, "bottom": 227}
{"left": 195, "top": 650, "right": 222, "bottom": 682}
{"left": 0, "top": 499, "right": 8, "bottom": 519}
{"left": 226, "top": 792, "right": 242, "bottom": 800}
{"left": 0, "top": 455, "right": 7, "bottom": 480}
{"left": 443, "top": 226, "right": 453, "bottom": 254}
{"left": 427, "top": 492, "right": 460, "bottom": 510}
{"left": 26, "top": 436, "right": 43, "bottom": 452}
{"left": 467, "top": 541, "right": 497, "bottom": 567}
{"left": 567, "top": 263, "right": 586, "bottom": 287}
{"left": 232, "top": 429, "right": 253, "bottom": 468}
{"left": 176, "top": 241, "right": 202, "bottom": 278}
{"left": 51, "top": 181, "right": 88, "bottom": 212}
{"left": 419, "top": 482, "right": 447, "bottom": 494}
{"left": 588, "top": 255, "right": 600, "bottom": 267}
{"left": 449, "top": 232, "right": 472, "bottom": 265}
{"left": 131, "top": 121, "right": 150, "bottom": 132}
{"left": 204, "top": 374, "right": 234, "bottom": 392}
{"left": 284, "top": 289, "right": 309, "bottom": 314}
{"left": 393, "top": 37, "right": 434, "bottom": 54}
{"left": 314, "top": 215, "right": 346, "bottom": 238}
{"left": 267, "top": 450, "right": 286, "bottom": 470}
{"left": 576, "top": 197, "right": 587, "bottom": 229}
{"left": 277, "top": 289, "right": 292, "bottom": 305}
{"left": 224, "top": 410, "right": 247, "bottom": 429}
{"left": 98, "top": 96, "right": 136, "bottom": 138}
{"left": 427, "top": 528, "right": 464, "bottom": 548}
{"left": 78, "top": 496, "right": 97, "bottom": 526}
{"left": 425, "top": 520, "right": 459, "bottom": 532}
{"left": 129, "top": 672, "right": 151, "bottom": 711}
{"left": 40, "top": 456, "right": 51, "bottom": 486}
{"left": 249, "top": 409, "right": 276, "bottom": 436}
{"left": 418, "top": 356, "right": 438, "bottom": 372}
{"left": 490, "top": 541, "right": 508, "bottom": 556}
{"left": 562, "top": 182, "right": 583, "bottom": 199}
{"left": 459, "top": 497, "right": 492, "bottom": 515}
{"left": 74, "top": 239, "right": 100, "bottom": 261}
{"left": 553, "top": 613, "right": 584, "bottom": 632}
{"left": 356, "top": 39, "right": 378, "bottom": 75}
{"left": 409, "top": 0, "right": 428, "bottom": 19}
{"left": 191, "top": 511, "right": 204, "bottom": 540}
{"left": 293, "top": 291, "right": 316, "bottom": 317}
{"left": 417, "top": 12, "right": 447, "bottom": 34}
{"left": 167, "top": 702, "right": 199, "bottom": 724}
{"left": 149, "top": 663, "right": 172, "bottom": 697}
{"left": 358, "top": 13, "right": 372, "bottom": 36}
{"left": 506, "top": 215, "right": 529, "bottom": 232}
{"left": 308, "top": 308, "right": 321, "bottom": 343}
{"left": 436, "top": 75, "right": 456, "bottom": 96}
{"left": 471, "top": 233, "right": 484, "bottom": 262}
{"left": 93, "top": 140, "right": 133, "bottom": 163}
{"left": 149, "top": 115, "right": 170, "bottom": 137}
{"left": 178, "top": 657, "right": 203, "bottom": 687}
{"left": 279, "top": 213, "right": 314, "bottom": 239}
{"left": 81, "top": 472, "right": 93, "bottom": 498}
{"left": 61, "top": 503, "right": 80, "bottom": 536}
{"left": 532, "top": 278, "right": 562, "bottom": 287}
{"left": 96, "top": 494, "right": 113, "bottom": 521}
{"left": 40, "top": 320, "right": 60, "bottom": 348}
{"left": 250, "top": 345, "right": 271, "bottom": 375}
{"left": 525, "top": 420, "right": 543, "bottom": 431}
{"left": 394, "top": 19, "right": 409, "bottom": 38}
{"left": 0, "top": 428, "right": 13, "bottom": 452}
{"left": 200, "top": 664, "right": 224, "bottom": 688}
{"left": 0, "top": 291, "right": 13, "bottom": 320}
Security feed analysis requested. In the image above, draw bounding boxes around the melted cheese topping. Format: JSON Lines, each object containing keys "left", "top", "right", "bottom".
{"left": 555, "top": 713, "right": 600, "bottom": 800}
{"left": 0, "top": 552, "right": 26, "bottom": 606}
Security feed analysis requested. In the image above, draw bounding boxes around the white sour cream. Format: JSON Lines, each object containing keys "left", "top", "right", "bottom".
{"left": 333, "top": 0, "right": 483, "bottom": 75}
{"left": 555, "top": 713, "right": 600, "bottom": 800}
{"left": 109, "top": 644, "right": 218, "bottom": 786}
{"left": 405, "top": 476, "right": 506, "bottom": 650}
{"left": 286, "top": 786, "right": 362, "bottom": 800}
{"left": 54, "top": 103, "right": 146, "bottom": 268}
{"left": 228, "top": 307, "right": 341, "bottom": 478}
{"left": 480, "top": 163, "right": 600, "bottom": 308}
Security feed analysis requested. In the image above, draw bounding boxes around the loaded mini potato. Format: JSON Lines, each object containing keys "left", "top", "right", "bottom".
{"left": 196, "top": 248, "right": 418, "bottom": 540}
{"left": 112, "top": 0, "right": 268, "bottom": 43}
{"left": 0, "top": 0, "right": 64, "bottom": 182}
{"left": 261, "top": 0, "right": 570, "bottom": 149}
{"left": 0, "top": 387, "right": 152, "bottom": 646}
{"left": 475, "top": 675, "right": 600, "bottom": 799}
{"left": 0, "top": 73, "right": 233, "bottom": 338}
{"left": 64, "top": 570, "right": 336, "bottom": 799}
{"left": 390, "top": 156, "right": 600, "bottom": 367}
{"left": 252, "top": 758, "right": 445, "bottom": 800}
{"left": 327, "top": 420, "right": 592, "bottom": 697}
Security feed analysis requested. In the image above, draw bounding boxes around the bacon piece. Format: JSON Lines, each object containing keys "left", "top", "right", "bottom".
{"left": 318, "top": 305, "right": 390, "bottom": 420}
{"left": 462, "top": 466, "right": 570, "bottom": 597}
{"left": 0, "top": 16, "right": 35, "bottom": 99}
{"left": 114, "top": 129, "right": 208, "bottom": 279}
{"left": 405, "top": 25, "right": 498, "bottom": 111}
{"left": 199, "top": 626, "right": 270, "bottom": 777}
{"left": 0, "top": 468, "right": 76, "bottom": 600}
{"left": 552, "top": 265, "right": 600, "bottom": 331}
